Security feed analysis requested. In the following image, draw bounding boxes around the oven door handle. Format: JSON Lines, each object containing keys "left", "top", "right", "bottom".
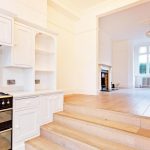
{"left": 0, "top": 108, "right": 12, "bottom": 112}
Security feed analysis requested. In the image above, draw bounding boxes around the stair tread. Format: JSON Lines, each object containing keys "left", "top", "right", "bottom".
{"left": 42, "top": 122, "right": 136, "bottom": 150}
{"left": 138, "top": 128, "right": 150, "bottom": 138}
{"left": 56, "top": 111, "right": 140, "bottom": 134}
{"left": 26, "top": 136, "right": 66, "bottom": 150}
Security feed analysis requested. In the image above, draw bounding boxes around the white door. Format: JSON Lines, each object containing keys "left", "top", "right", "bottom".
{"left": 0, "top": 16, "right": 12, "bottom": 45}
{"left": 13, "top": 108, "right": 39, "bottom": 142}
{"left": 13, "top": 23, "right": 35, "bottom": 67}
{"left": 39, "top": 95, "right": 53, "bottom": 125}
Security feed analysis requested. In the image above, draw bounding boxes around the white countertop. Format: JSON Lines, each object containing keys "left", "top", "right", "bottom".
{"left": 9, "top": 90, "right": 64, "bottom": 99}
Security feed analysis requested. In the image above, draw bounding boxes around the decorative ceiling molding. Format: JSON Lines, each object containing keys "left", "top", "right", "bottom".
{"left": 48, "top": 0, "right": 80, "bottom": 20}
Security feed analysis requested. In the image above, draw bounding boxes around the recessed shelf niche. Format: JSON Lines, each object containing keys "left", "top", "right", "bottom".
{"left": 35, "top": 32, "right": 56, "bottom": 91}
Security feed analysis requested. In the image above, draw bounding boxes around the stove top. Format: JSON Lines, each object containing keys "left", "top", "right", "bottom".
{"left": 0, "top": 92, "right": 9, "bottom": 96}
{"left": 0, "top": 92, "right": 12, "bottom": 98}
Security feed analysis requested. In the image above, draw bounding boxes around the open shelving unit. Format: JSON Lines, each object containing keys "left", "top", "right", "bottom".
{"left": 0, "top": 19, "right": 57, "bottom": 93}
{"left": 35, "top": 32, "right": 56, "bottom": 91}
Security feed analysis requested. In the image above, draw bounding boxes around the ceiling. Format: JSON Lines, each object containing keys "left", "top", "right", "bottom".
{"left": 48, "top": 0, "right": 104, "bottom": 17}
{"left": 99, "top": 2, "right": 150, "bottom": 41}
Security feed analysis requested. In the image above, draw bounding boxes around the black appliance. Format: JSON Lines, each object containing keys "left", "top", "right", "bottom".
{"left": 0, "top": 92, "right": 13, "bottom": 150}
{"left": 101, "top": 70, "right": 109, "bottom": 91}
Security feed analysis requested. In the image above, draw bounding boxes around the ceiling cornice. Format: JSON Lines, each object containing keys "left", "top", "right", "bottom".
{"left": 48, "top": 0, "right": 80, "bottom": 20}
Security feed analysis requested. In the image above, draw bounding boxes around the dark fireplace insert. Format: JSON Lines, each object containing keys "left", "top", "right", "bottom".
{"left": 101, "top": 69, "right": 109, "bottom": 91}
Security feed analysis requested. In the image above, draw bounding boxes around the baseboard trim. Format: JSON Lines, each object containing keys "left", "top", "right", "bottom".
{"left": 64, "top": 89, "right": 98, "bottom": 96}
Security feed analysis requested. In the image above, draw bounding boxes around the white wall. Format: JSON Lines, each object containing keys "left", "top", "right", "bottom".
{"left": 0, "top": 0, "right": 47, "bottom": 27}
{"left": 99, "top": 30, "right": 112, "bottom": 66}
{"left": 112, "top": 40, "right": 134, "bottom": 88}
{"left": 47, "top": 6, "right": 98, "bottom": 95}
{"left": 47, "top": 5, "right": 77, "bottom": 94}
{"left": 73, "top": 14, "right": 98, "bottom": 95}
{"left": 72, "top": 0, "right": 148, "bottom": 94}
{"left": 74, "top": 28, "right": 97, "bottom": 94}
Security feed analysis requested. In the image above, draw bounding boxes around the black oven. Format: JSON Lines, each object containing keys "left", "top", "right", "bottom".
{"left": 0, "top": 93, "right": 13, "bottom": 150}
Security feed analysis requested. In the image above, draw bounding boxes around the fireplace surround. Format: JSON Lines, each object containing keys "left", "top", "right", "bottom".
{"left": 99, "top": 64, "right": 112, "bottom": 92}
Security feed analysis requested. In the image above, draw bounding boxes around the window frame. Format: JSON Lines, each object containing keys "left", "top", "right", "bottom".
{"left": 138, "top": 44, "right": 150, "bottom": 75}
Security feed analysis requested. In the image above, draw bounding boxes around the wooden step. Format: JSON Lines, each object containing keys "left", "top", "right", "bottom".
{"left": 55, "top": 111, "right": 140, "bottom": 134}
{"left": 64, "top": 103, "right": 150, "bottom": 130}
{"left": 41, "top": 122, "right": 136, "bottom": 150}
{"left": 25, "top": 136, "right": 66, "bottom": 150}
{"left": 54, "top": 112, "right": 150, "bottom": 150}
{"left": 55, "top": 111, "right": 150, "bottom": 138}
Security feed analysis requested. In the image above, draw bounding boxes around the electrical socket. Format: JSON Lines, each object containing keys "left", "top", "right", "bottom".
{"left": 35, "top": 79, "right": 40, "bottom": 84}
{"left": 7, "top": 80, "right": 16, "bottom": 85}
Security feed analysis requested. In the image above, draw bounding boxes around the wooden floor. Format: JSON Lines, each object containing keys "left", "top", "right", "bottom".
{"left": 65, "top": 88, "right": 150, "bottom": 117}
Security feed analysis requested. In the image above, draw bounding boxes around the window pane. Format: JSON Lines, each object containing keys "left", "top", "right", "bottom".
{"left": 139, "top": 55, "right": 147, "bottom": 74}
{"left": 139, "top": 46, "right": 147, "bottom": 54}
{"left": 139, "top": 64, "right": 147, "bottom": 74}
{"left": 139, "top": 55, "right": 147, "bottom": 63}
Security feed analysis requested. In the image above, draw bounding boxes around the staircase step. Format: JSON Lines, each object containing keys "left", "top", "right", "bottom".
{"left": 64, "top": 103, "right": 150, "bottom": 130}
{"left": 25, "top": 136, "right": 66, "bottom": 150}
{"left": 41, "top": 122, "right": 136, "bottom": 150}
{"left": 64, "top": 103, "right": 141, "bottom": 127}
{"left": 54, "top": 111, "right": 150, "bottom": 150}
{"left": 55, "top": 111, "right": 140, "bottom": 134}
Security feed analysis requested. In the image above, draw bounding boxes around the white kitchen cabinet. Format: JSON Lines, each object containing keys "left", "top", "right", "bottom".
{"left": 39, "top": 95, "right": 53, "bottom": 125}
{"left": 14, "top": 108, "right": 39, "bottom": 142}
{"left": 13, "top": 96, "right": 39, "bottom": 143}
{"left": 51, "top": 94, "right": 64, "bottom": 113}
{"left": 13, "top": 23, "right": 35, "bottom": 67}
{"left": 39, "top": 93, "right": 64, "bottom": 125}
{"left": 13, "top": 92, "right": 64, "bottom": 149}
{"left": 0, "top": 15, "right": 13, "bottom": 46}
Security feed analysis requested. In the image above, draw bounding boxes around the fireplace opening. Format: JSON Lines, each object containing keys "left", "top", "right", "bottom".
{"left": 101, "top": 69, "right": 109, "bottom": 91}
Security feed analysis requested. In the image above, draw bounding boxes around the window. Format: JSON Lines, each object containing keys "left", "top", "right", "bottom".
{"left": 138, "top": 46, "right": 150, "bottom": 75}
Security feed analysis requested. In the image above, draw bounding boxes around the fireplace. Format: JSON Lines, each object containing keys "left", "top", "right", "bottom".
{"left": 101, "top": 70, "right": 109, "bottom": 91}
{"left": 99, "top": 64, "right": 112, "bottom": 92}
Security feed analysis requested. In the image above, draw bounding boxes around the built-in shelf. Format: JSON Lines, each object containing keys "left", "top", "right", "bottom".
{"left": 4, "top": 65, "right": 32, "bottom": 69}
{"left": 35, "top": 69, "right": 55, "bottom": 72}
{"left": 35, "top": 32, "right": 56, "bottom": 91}
{"left": 0, "top": 17, "right": 57, "bottom": 94}
{"left": 36, "top": 49, "right": 55, "bottom": 55}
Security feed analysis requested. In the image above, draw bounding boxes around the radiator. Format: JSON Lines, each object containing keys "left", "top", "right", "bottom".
{"left": 142, "top": 77, "right": 150, "bottom": 87}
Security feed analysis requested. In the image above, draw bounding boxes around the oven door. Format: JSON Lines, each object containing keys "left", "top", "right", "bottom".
{"left": 0, "top": 129, "right": 12, "bottom": 150}
{"left": 0, "top": 109, "right": 12, "bottom": 150}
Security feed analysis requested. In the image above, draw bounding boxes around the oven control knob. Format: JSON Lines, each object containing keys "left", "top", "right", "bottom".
{"left": 2, "top": 101, "right": 5, "bottom": 105}
{"left": 7, "top": 101, "right": 10, "bottom": 104}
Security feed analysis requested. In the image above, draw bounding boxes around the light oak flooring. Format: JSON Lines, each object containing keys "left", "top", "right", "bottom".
{"left": 41, "top": 123, "right": 135, "bottom": 150}
{"left": 26, "top": 136, "right": 66, "bottom": 150}
{"left": 65, "top": 88, "right": 150, "bottom": 117}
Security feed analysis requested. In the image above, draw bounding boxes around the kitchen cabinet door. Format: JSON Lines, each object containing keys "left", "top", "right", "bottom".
{"left": 13, "top": 23, "right": 35, "bottom": 67}
{"left": 13, "top": 108, "right": 39, "bottom": 142}
{"left": 0, "top": 15, "right": 12, "bottom": 46}
{"left": 39, "top": 95, "right": 53, "bottom": 125}
{"left": 50, "top": 94, "right": 64, "bottom": 113}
